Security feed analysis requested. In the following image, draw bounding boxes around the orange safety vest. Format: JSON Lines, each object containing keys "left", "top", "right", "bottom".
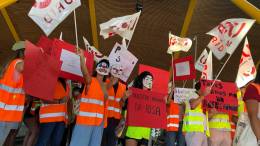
{"left": 167, "top": 101, "right": 180, "bottom": 131}
{"left": 0, "top": 59, "right": 25, "bottom": 122}
{"left": 76, "top": 77, "right": 105, "bottom": 126}
{"left": 39, "top": 81, "right": 69, "bottom": 123}
{"left": 107, "top": 81, "right": 126, "bottom": 119}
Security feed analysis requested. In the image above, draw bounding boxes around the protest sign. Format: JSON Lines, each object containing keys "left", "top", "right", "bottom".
{"left": 24, "top": 41, "right": 61, "bottom": 101}
{"left": 108, "top": 42, "right": 138, "bottom": 82}
{"left": 201, "top": 51, "right": 213, "bottom": 80}
{"left": 36, "top": 35, "right": 53, "bottom": 55}
{"left": 174, "top": 88, "right": 198, "bottom": 103}
{"left": 172, "top": 56, "right": 196, "bottom": 81}
{"left": 28, "top": 0, "right": 81, "bottom": 36}
{"left": 195, "top": 49, "right": 208, "bottom": 72}
{"left": 52, "top": 39, "right": 94, "bottom": 82}
{"left": 127, "top": 87, "right": 167, "bottom": 129}
{"left": 167, "top": 33, "right": 192, "bottom": 54}
{"left": 200, "top": 80, "right": 238, "bottom": 114}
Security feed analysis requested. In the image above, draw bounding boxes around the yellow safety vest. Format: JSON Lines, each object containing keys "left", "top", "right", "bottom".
{"left": 209, "top": 113, "right": 231, "bottom": 130}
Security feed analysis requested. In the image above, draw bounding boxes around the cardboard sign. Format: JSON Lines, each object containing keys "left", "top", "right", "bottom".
{"left": 200, "top": 80, "right": 238, "bottom": 114}
{"left": 108, "top": 43, "right": 138, "bottom": 82}
{"left": 52, "top": 39, "right": 94, "bottom": 82}
{"left": 167, "top": 33, "right": 192, "bottom": 54}
{"left": 24, "top": 41, "right": 61, "bottom": 101}
{"left": 172, "top": 56, "right": 196, "bottom": 81}
{"left": 36, "top": 35, "right": 53, "bottom": 55}
{"left": 138, "top": 64, "right": 169, "bottom": 94}
{"left": 127, "top": 87, "right": 167, "bottom": 129}
{"left": 195, "top": 49, "right": 208, "bottom": 72}
{"left": 174, "top": 88, "right": 198, "bottom": 103}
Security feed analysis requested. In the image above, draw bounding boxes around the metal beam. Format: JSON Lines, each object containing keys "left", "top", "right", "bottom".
{"left": 0, "top": 0, "right": 16, "bottom": 9}
{"left": 88, "top": 0, "right": 99, "bottom": 49}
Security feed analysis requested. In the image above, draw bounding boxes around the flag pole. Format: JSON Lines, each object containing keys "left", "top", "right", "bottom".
{"left": 126, "top": 11, "right": 142, "bottom": 49}
{"left": 73, "top": 10, "right": 79, "bottom": 49}
{"left": 193, "top": 35, "right": 197, "bottom": 88}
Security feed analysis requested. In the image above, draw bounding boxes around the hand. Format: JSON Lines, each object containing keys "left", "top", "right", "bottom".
{"left": 209, "top": 108, "right": 218, "bottom": 115}
{"left": 199, "top": 86, "right": 211, "bottom": 96}
{"left": 76, "top": 48, "right": 85, "bottom": 58}
{"left": 124, "top": 90, "right": 132, "bottom": 99}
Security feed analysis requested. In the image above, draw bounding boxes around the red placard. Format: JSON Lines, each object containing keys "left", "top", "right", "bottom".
{"left": 200, "top": 80, "right": 238, "bottom": 114}
{"left": 52, "top": 39, "right": 94, "bottom": 82}
{"left": 172, "top": 55, "right": 196, "bottom": 81}
{"left": 127, "top": 87, "right": 167, "bottom": 129}
{"left": 24, "top": 41, "right": 61, "bottom": 101}
{"left": 138, "top": 64, "right": 169, "bottom": 94}
{"left": 36, "top": 35, "right": 53, "bottom": 55}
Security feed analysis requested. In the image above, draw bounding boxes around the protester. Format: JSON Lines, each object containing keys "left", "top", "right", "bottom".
{"left": 0, "top": 41, "right": 25, "bottom": 146}
{"left": 35, "top": 78, "right": 70, "bottom": 146}
{"left": 102, "top": 64, "right": 129, "bottom": 146}
{"left": 243, "top": 66, "right": 260, "bottom": 145}
{"left": 182, "top": 81, "right": 210, "bottom": 146}
{"left": 125, "top": 71, "right": 153, "bottom": 146}
{"left": 70, "top": 49, "right": 110, "bottom": 146}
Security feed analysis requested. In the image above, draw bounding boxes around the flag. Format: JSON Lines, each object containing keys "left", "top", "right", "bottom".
{"left": 207, "top": 36, "right": 227, "bottom": 60}
{"left": 28, "top": 0, "right": 81, "bottom": 36}
{"left": 167, "top": 33, "right": 192, "bottom": 54}
{"left": 100, "top": 11, "right": 141, "bottom": 40}
{"left": 207, "top": 18, "right": 255, "bottom": 56}
{"left": 36, "top": 35, "right": 53, "bottom": 55}
{"left": 108, "top": 42, "right": 138, "bottom": 82}
{"left": 235, "top": 37, "right": 256, "bottom": 88}
{"left": 172, "top": 56, "right": 196, "bottom": 81}
{"left": 195, "top": 49, "right": 208, "bottom": 72}
{"left": 83, "top": 36, "right": 104, "bottom": 62}
{"left": 0, "top": 0, "right": 16, "bottom": 9}
{"left": 24, "top": 41, "right": 61, "bottom": 101}
{"left": 201, "top": 51, "right": 213, "bottom": 80}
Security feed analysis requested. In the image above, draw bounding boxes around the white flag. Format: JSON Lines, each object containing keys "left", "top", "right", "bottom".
{"left": 207, "top": 18, "right": 255, "bottom": 55}
{"left": 195, "top": 49, "right": 208, "bottom": 72}
{"left": 167, "top": 33, "right": 192, "bottom": 54}
{"left": 207, "top": 36, "right": 227, "bottom": 60}
{"left": 235, "top": 37, "right": 256, "bottom": 88}
{"left": 83, "top": 37, "right": 104, "bottom": 62}
{"left": 28, "top": 0, "right": 81, "bottom": 36}
{"left": 201, "top": 51, "right": 213, "bottom": 80}
{"left": 100, "top": 11, "right": 141, "bottom": 40}
{"left": 108, "top": 43, "right": 138, "bottom": 82}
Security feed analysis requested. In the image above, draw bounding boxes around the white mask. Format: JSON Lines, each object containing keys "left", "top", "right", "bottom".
{"left": 110, "top": 64, "right": 123, "bottom": 78}
{"left": 143, "top": 75, "right": 153, "bottom": 89}
{"left": 96, "top": 62, "right": 109, "bottom": 76}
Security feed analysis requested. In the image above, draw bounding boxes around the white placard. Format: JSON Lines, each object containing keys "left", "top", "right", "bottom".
{"left": 174, "top": 88, "right": 199, "bottom": 103}
{"left": 175, "top": 61, "right": 190, "bottom": 76}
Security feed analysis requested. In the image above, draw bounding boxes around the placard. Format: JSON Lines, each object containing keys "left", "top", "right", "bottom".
{"left": 174, "top": 88, "right": 198, "bottom": 103}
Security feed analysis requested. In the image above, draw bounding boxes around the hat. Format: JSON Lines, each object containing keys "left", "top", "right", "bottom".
{"left": 11, "top": 41, "right": 25, "bottom": 51}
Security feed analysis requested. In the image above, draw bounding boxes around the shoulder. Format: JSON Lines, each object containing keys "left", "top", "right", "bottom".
{"left": 244, "top": 83, "right": 260, "bottom": 102}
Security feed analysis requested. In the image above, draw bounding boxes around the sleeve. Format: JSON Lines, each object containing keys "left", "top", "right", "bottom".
{"left": 243, "top": 84, "right": 260, "bottom": 102}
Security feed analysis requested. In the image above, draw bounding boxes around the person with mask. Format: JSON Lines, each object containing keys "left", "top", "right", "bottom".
{"left": 125, "top": 71, "right": 153, "bottom": 146}
{"left": 70, "top": 49, "right": 110, "bottom": 146}
{"left": 0, "top": 41, "right": 25, "bottom": 146}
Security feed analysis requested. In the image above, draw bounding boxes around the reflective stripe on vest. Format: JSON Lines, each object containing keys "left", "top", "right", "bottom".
{"left": 78, "top": 111, "right": 103, "bottom": 119}
{"left": 4, "top": 104, "right": 24, "bottom": 111}
{"left": 81, "top": 98, "right": 104, "bottom": 106}
{"left": 40, "top": 112, "right": 66, "bottom": 119}
{"left": 0, "top": 84, "right": 24, "bottom": 94}
{"left": 167, "top": 101, "right": 180, "bottom": 131}
{"left": 209, "top": 114, "right": 231, "bottom": 130}
{"left": 167, "top": 123, "right": 179, "bottom": 128}
{"left": 0, "top": 101, "right": 5, "bottom": 109}
{"left": 108, "top": 96, "right": 121, "bottom": 102}
{"left": 167, "top": 115, "right": 179, "bottom": 119}
{"left": 107, "top": 106, "right": 121, "bottom": 113}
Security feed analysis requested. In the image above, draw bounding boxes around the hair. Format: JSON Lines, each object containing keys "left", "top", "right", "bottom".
{"left": 195, "top": 81, "right": 201, "bottom": 91}
{"left": 58, "top": 77, "right": 67, "bottom": 91}
{"left": 132, "top": 71, "right": 153, "bottom": 89}
{"left": 254, "top": 65, "right": 260, "bottom": 84}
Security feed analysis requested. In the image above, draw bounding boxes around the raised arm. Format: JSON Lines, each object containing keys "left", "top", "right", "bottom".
{"left": 77, "top": 49, "right": 91, "bottom": 85}
{"left": 190, "top": 86, "right": 210, "bottom": 110}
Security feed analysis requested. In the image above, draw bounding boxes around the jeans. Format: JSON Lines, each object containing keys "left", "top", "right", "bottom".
{"left": 102, "top": 118, "right": 120, "bottom": 146}
{"left": 35, "top": 122, "right": 65, "bottom": 146}
{"left": 165, "top": 121, "right": 186, "bottom": 146}
{"left": 70, "top": 122, "right": 104, "bottom": 146}
{"left": 0, "top": 122, "right": 18, "bottom": 146}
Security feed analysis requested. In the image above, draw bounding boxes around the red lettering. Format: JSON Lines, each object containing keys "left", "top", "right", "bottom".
{"left": 58, "top": 2, "right": 65, "bottom": 12}
{"left": 44, "top": 15, "right": 53, "bottom": 23}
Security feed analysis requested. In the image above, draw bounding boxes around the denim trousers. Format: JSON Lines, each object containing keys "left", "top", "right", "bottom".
{"left": 165, "top": 121, "right": 186, "bottom": 146}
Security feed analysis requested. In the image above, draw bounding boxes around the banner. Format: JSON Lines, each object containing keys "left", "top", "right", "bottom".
{"left": 28, "top": 0, "right": 81, "bottom": 36}
{"left": 83, "top": 36, "right": 104, "bottom": 62}
{"left": 195, "top": 49, "right": 208, "bottom": 72}
{"left": 235, "top": 37, "right": 256, "bottom": 88}
{"left": 174, "top": 88, "right": 198, "bottom": 103}
{"left": 172, "top": 56, "right": 196, "bottom": 81}
{"left": 167, "top": 33, "right": 192, "bottom": 54}
{"left": 201, "top": 80, "right": 238, "bottom": 114}
{"left": 108, "top": 42, "right": 138, "bottom": 82}
{"left": 24, "top": 41, "right": 61, "bottom": 101}
{"left": 52, "top": 39, "right": 94, "bottom": 82}
{"left": 139, "top": 64, "right": 169, "bottom": 94}
{"left": 201, "top": 51, "right": 213, "bottom": 80}
{"left": 36, "top": 35, "right": 53, "bottom": 55}
{"left": 127, "top": 87, "right": 167, "bottom": 129}
{"left": 207, "top": 18, "right": 255, "bottom": 55}
{"left": 100, "top": 11, "right": 141, "bottom": 40}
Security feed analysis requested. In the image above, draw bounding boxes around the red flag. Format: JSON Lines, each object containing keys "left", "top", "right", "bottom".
{"left": 138, "top": 64, "right": 169, "bottom": 94}
{"left": 172, "top": 56, "right": 196, "bottom": 81}
{"left": 24, "top": 41, "right": 61, "bottom": 101}
{"left": 52, "top": 39, "right": 94, "bottom": 82}
{"left": 36, "top": 35, "right": 53, "bottom": 55}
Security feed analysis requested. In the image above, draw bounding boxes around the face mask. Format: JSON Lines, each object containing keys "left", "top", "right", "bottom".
{"left": 96, "top": 62, "right": 109, "bottom": 76}
{"left": 143, "top": 75, "right": 153, "bottom": 89}
{"left": 110, "top": 64, "right": 123, "bottom": 78}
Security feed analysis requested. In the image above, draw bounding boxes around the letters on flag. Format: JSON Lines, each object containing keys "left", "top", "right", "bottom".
{"left": 174, "top": 88, "right": 198, "bottom": 104}
{"left": 83, "top": 36, "right": 104, "bottom": 62}
{"left": 108, "top": 43, "right": 138, "bottom": 82}
{"left": 24, "top": 41, "right": 61, "bottom": 101}
{"left": 235, "top": 37, "right": 256, "bottom": 88}
{"left": 207, "top": 18, "right": 255, "bottom": 55}
{"left": 52, "top": 39, "right": 94, "bottom": 82}
{"left": 100, "top": 11, "right": 141, "bottom": 40}
{"left": 28, "top": 0, "right": 81, "bottom": 36}
{"left": 201, "top": 51, "right": 213, "bottom": 80}
{"left": 172, "top": 56, "right": 196, "bottom": 81}
{"left": 167, "top": 33, "right": 192, "bottom": 54}
{"left": 195, "top": 49, "right": 208, "bottom": 72}
{"left": 207, "top": 36, "right": 227, "bottom": 60}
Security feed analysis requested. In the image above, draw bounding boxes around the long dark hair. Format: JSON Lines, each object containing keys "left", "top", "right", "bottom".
{"left": 254, "top": 66, "right": 260, "bottom": 84}
{"left": 133, "top": 71, "right": 153, "bottom": 89}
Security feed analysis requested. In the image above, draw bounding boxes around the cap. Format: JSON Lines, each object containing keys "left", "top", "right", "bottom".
{"left": 11, "top": 41, "right": 25, "bottom": 51}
